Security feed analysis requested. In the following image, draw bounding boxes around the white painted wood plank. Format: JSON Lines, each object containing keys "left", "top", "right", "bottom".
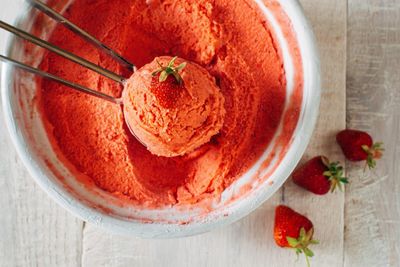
{"left": 0, "top": 96, "right": 84, "bottom": 267}
{"left": 0, "top": 1, "right": 84, "bottom": 266}
{"left": 82, "top": 1, "right": 347, "bottom": 267}
{"left": 281, "top": 0, "right": 347, "bottom": 266}
{"left": 345, "top": 1, "right": 400, "bottom": 266}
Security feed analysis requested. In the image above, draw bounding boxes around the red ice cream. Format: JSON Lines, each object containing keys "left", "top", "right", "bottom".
{"left": 123, "top": 56, "right": 225, "bottom": 157}
{"left": 37, "top": 0, "right": 297, "bottom": 207}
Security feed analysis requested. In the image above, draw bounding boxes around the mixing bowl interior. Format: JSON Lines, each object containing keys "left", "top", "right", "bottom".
{"left": 1, "top": 0, "right": 320, "bottom": 237}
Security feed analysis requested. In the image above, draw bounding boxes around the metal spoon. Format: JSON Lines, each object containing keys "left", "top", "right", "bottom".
{"left": 0, "top": 0, "right": 146, "bottom": 143}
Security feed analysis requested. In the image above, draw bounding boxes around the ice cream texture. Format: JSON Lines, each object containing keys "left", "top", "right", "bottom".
{"left": 123, "top": 56, "right": 225, "bottom": 157}
{"left": 37, "top": 0, "right": 300, "bottom": 207}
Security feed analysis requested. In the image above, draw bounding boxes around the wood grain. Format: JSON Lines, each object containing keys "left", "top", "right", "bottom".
{"left": 81, "top": 0, "right": 347, "bottom": 266}
{"left": 0, "top": 105, "right": 84, "bottom": 267}
{"left": 0, "top": 1, "right": 84, "bottom": 266}
{"left": 5, "top": 0, "right": 400, "bottom": 266}
{"left": 345, "top": 1, "right": 400, "bottom": 266}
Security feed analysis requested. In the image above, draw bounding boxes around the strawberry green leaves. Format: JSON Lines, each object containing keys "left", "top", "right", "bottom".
{"left": 286, "top": 228, "right": 319, "bottom": 267}
{"left": 152, "top": 56, "right": 187, "bottom": 85}
{"left": 362, "top": 142, "right": 384, "bottom": 170}
{"left": 321, "top": 156, "right": 349, "bottom": 192}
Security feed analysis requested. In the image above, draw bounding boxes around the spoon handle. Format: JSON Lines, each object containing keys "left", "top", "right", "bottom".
{"left": 27, "top": 0, "right": 136, "bottom": 72}
{"left": 0, "top": 55, "right": 122, "bottom": 105}
{"left": 0, "top": 20, "right": 126, "bottom": 84}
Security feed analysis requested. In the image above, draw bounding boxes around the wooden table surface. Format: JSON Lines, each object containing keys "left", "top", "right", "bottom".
{"left": 0, "top": 0, "right": 399, "bottom": 266}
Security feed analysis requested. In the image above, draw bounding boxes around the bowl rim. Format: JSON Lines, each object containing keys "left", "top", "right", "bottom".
{"left": 1, "top": 0, "right": 320, "bottom": 238}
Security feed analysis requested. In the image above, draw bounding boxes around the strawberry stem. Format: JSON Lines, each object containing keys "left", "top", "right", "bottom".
{"left": 305, "top": 254, "right": 310, "bottom": 267}
{"left": 321, "top": 158, "right": 348, "bottom": 192}
{"left": 362, "top": 142, "right": 384, "bottom": 170}
{"left": 286, "top": 228, "right": 318, "bottom": 267}
{"left": 152, "top": 56, "right": 187, "bottom": 85}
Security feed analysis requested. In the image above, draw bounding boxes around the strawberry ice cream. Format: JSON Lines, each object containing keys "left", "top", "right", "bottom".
{"left": 37, "top": 0, "right": 301, "bottom": 207}
{"left": 123, "top": 56, "right": 225, "bottom": 157}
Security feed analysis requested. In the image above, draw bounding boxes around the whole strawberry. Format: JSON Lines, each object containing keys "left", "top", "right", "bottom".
{"left": 151, "top": 56, "right": 187, "bottom": 108}
{"left": 336, "top": 129, "right": 384, "bottom": 169}
{"left": 150, "top": 75, "right": 183, "bottom": 108}
{"left": 292, "top": 156, "right": 348, "bottom": 195}
{"left": 274, "top": 205, "right": 318, "bottom": 267}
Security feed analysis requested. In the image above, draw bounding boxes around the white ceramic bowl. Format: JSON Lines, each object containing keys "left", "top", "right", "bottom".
{"left": 1, "top": 0, "right": 320, "bottom": 238}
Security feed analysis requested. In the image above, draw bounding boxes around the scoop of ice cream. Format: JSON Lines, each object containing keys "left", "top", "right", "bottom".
{"left": 123, "top": 56, "right": 225, "bottom": 157}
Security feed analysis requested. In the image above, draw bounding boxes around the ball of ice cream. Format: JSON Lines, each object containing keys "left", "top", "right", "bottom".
{"left": 123, "top": 56, "right": 225, "bottom": 157}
